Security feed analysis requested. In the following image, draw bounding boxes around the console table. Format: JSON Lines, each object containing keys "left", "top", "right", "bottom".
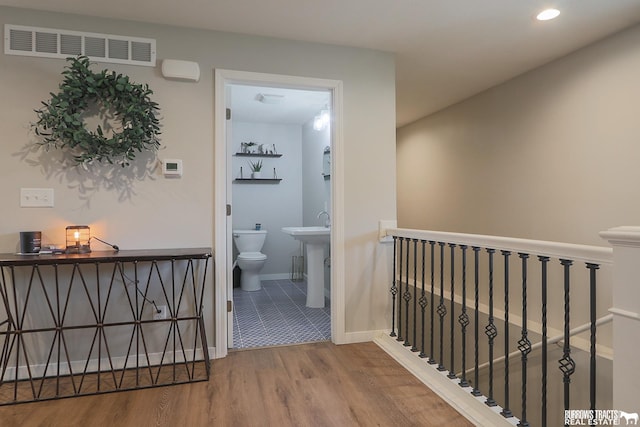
{"left": 0, "top": 248, "right": 212, "bottom": 405}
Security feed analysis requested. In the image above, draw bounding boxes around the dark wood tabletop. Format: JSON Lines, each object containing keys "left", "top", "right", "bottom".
{"left": 0, "top": 248, "right": 213, "bottom": 266}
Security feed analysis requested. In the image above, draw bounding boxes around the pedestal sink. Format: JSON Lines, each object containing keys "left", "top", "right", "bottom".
{"left": 281, "top": 226, "right": 330, "bottom": 308}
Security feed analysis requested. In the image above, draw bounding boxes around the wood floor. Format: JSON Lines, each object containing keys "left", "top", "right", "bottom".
{"left": 0, "top": 341, "right": 472, "bottom": 427}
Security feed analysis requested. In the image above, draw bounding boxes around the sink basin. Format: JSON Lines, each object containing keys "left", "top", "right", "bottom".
{"left": 281, "top": 226, "right": 330, "bottom": 244}
{"left": 282, "top": 226, "right": 330, "bottom": 308}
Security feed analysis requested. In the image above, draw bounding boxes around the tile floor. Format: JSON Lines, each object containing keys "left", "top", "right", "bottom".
{"left": 232, "top": 279, "right": 331, "bottom": 349}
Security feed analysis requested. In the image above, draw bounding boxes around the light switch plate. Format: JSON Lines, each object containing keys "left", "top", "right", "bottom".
{"left": 20, "top": 188, "right": 54, "bottom": 207}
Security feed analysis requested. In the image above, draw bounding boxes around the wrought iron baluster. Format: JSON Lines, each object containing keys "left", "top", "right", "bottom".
{"left": 559, "top": 259, "right": 576, "bottom": 427}
{"left": 485, "top": 248, "right": 497, "bottom": 407}
{"left": 517, "top": 253, "right": 531, "bottom": 427}
{"left": 397, "top": 237, "right": 404, "bottom": 342}
{"left": 458, "top": 245, "right": 470, "bottom": 387}
{"left": 448, "top": 243, "right": 457, "bottom": 379}
{"left": 471, "top": 246, "right": 482, "bottom": 396}
{"left": 390, "top": 236, "right": 398, "bottom": 338}
{"left": 501, "top": 251, "right": 513, "bottom": 418}
{"left": 428, "top": 241, "right": 436, "bottom": 365}
{"left": 403, "top": 238, "right": 412, "bottom": 347}
{"left": 539, "top": 256, "right": 550, "bottom": 427}
{"left": 437, "top": 242, "right": 447, "bottom": 371}
{"left": 586, "top": 263, "right": 599, "bottom": 413}
{"left": 419, "top": 240, "right": 428, "bottom": 358}
{"left": 412, "top": 239, "right": 419, "bottom": 352}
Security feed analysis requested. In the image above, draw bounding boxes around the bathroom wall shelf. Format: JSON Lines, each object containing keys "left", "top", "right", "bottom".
{"left": 234, "top": 178, "right": 282, "bottom": 184}
{"left": 235, "top": 153, "right": 282, "bottom": 158}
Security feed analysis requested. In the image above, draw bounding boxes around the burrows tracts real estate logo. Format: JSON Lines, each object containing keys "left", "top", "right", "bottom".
{"left": 565, "top": 410, "right": 639, "bottom": 425}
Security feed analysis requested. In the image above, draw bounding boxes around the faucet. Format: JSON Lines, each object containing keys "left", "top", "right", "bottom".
{"left": 317, "top": 210, "right": 331, "bottom": 228}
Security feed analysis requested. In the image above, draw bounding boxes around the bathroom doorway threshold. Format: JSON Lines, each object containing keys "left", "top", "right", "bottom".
{"left": 230, "top": 340, "right": 331, "bottom": 353}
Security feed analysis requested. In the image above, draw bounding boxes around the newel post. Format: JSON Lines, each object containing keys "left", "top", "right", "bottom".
{"left": 600, "top": 226, "right": 640, "bottom": 412}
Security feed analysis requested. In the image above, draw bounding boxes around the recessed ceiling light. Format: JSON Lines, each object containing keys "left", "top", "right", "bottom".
{"left": 537, "top": 8, "right": 560, "bottom": 21}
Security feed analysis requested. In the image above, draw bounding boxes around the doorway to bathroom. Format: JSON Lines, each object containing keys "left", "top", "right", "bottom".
{"left": 229, "top": 84, "right": 331, "bottom": 349}
{"left": 214, "top": 69, "right": 344, "bottom": 356}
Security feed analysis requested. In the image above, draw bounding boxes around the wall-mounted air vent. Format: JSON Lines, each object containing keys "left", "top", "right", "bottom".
{"left": 4, "top": 24, "right": 156, "bottom": 67}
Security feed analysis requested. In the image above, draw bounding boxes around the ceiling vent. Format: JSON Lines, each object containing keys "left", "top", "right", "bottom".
{"left": 4, "top": 24, "right": 156, "bottom": 67}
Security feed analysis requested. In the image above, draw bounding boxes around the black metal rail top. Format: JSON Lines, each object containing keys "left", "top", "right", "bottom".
{"left": 0, "top": 248, "right": 213, "bottom": 266}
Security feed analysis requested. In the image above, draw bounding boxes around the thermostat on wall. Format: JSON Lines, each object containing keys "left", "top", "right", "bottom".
{"left": 162, "top": 159, "right": 183, "bottom": 177}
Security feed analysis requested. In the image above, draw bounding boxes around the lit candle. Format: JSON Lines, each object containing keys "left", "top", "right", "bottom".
{"left": 74, "top": 230, "right": 80, "bottom": 247}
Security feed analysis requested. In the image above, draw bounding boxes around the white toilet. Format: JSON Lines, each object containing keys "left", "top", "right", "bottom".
{"left": 233, "top": 229, "right": 267, "bottom": 291}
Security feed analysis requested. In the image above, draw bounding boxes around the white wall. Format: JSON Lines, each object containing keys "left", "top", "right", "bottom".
{"left": 302, "top": 119, "right": 331, "bottom": 226}
{"left": 397, "top": 23, "right": 640, "bottom": 247}
{"left": 231, "top": 121, "right": 302, "bottom": 277}
{"left": 0, "top": 6, "right": 396, "bottom": 339}
{"left": 302, "top": 118, "right": 332, "bottom": 293}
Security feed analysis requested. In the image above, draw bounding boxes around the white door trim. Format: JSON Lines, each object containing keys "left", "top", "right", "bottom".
{"left": 213, "top": 69, "right": 345, "bottom": 358}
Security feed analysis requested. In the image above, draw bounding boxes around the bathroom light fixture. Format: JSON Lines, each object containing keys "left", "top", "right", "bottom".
{"left": 66, "top": 225, "right": 91, "bottom": 254}
{"left": 537, "top": 8, "right": 560, "bottom": 21}
{"left": 256, "top": 93, "right": 284, "bottom": 104}
{"left": 313, "top": 107, "right": 330, "bottom": 131}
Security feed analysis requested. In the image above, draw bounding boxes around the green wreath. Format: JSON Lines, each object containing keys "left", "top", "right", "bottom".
{"left": 33, "top": 56, "right": 161, "bottom": 167}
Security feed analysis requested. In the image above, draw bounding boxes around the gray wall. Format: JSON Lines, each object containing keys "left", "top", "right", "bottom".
{"left": 0, "top": 5, "right": 396, "bottom": 341}
{"left": 397, "top": 23, "right": 640, "bottom": 247}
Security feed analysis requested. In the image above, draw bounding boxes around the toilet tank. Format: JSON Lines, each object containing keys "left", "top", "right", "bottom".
{"left": 232, "top": 229, "right": 267, "bottom": 253}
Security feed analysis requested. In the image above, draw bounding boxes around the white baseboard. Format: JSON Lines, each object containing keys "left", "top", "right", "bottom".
{"left": 210, "top": 346, "right": 225, "bottom": 359}
{"left": 4, "top": 348, "right": 209, "bottom": 382}
{"left": 338, "top": 329, "right": 387, "bottom": 345}
{"left": 374, "top": 333, "right": 517, "bottom": 427}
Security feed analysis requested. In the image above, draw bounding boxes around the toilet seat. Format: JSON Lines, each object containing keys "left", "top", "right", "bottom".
{"left": 237, "top": 252, "right": 267, "bottom": 261}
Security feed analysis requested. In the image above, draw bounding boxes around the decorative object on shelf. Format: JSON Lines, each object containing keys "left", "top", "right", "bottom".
{"left": 241, "top": 142, "right": 258, "bottom": 154}
{"left": 66, "top": 225, "right": 91, "bottom": 254}
{"left": 33, "top": 55, "right": 162, "bottom": 167}
{"left": 240, "top": 142, "right": 278, "bottom": 155}
{"left": 249, "top": 159, "right": 263, "bottom": 178}
{"left": 261, "top": 143, "right": 277, "bottom": 155}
